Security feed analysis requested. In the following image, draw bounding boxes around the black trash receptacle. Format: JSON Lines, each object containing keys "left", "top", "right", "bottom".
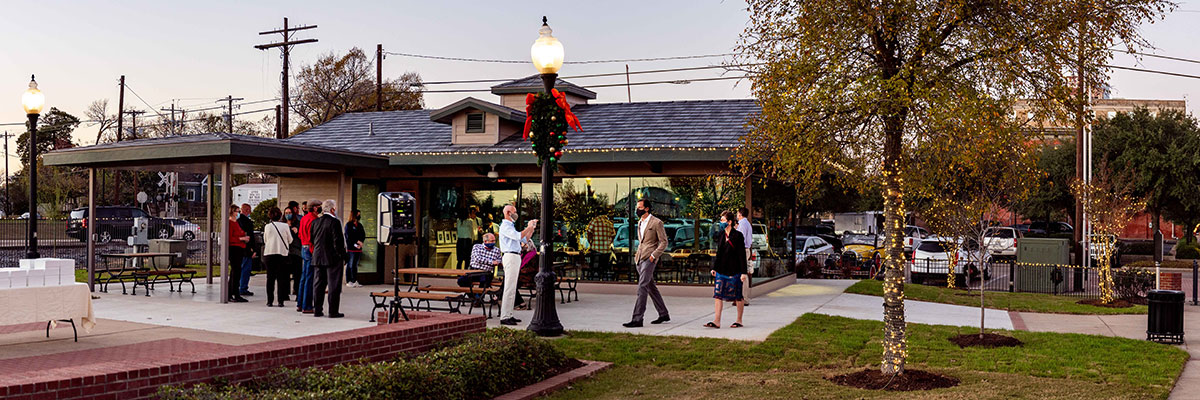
{"left": 1148, "top": 289, "right": 1185, "bottom": 344}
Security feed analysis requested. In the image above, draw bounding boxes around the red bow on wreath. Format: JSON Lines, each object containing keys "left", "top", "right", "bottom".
{"left": 523, "top": 89, "right": 582, "bottom": 139}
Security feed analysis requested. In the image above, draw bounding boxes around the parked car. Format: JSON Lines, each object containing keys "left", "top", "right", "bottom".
{"left": 1028, "top": 221, "right": 1073, "bottom": 235}
{"left": 18, "top": 212, "right": 43, "bottom": 220}
{"left": 1010, "top": 224, "right": 1031, "bottom": 234}
{"left": 909, "top": 237, "right": 991, "bottom": 286}
{"left": 751, "top": 223, "right": 768, "bottom": 250}
{"left": 983, "top": 226, "right": 1021, "bottom": 258}
{"left": 842, "top": 233, "right": 884, "bottom": 262}
{"left": 66, "top": 206, "right": 175, "bottom": 244}
{"left": 795, "top": 235, "right": 838, "bottom": 277}
{"left": 794, "top": 225, "right": 842, "bottom": 252}
{"left": 166, "top": 218, "right": 201, "bottom": 241}
{"left": 903, "top": 225, "right": 930, "bottom": 253}
{"left": 672, "top": 222, "right": 714, "bottom": 251}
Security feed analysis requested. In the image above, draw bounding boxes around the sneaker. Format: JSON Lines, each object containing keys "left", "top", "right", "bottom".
{"left": 500, "top": 318, "right": 519, "bottom": 326}
{"left": 241, "top": 291, "right": 254, "bottom": 296}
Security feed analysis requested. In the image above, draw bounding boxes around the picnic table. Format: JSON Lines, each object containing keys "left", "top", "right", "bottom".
{"left": 97, "top": 252, "right": 195, "bottom": 297}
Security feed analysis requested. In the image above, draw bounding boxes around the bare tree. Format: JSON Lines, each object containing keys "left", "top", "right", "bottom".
{"left": 85, "top": 99, "right": 117, "bottom": 145}
{"left": 290, "top": 47, "right": 423, "bottom": 133}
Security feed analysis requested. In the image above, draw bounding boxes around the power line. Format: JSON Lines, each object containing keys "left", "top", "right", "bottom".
{"left": 1110, "top": 48, "right": 1200, "bottom": 65}
{"left": 419, "top": 63, "right": 760, "bottom": 85}
{"left": 1106, "top": 64, "right": 1200, "bottom": 80}
{"left": 124, "top": 84, "right": 169, "bottom": 121}
{"left": 418, "top": 74, "right": 750, "bottom": 93}
{"left": 385, "top": 51, "right": 733, "bottom": 65}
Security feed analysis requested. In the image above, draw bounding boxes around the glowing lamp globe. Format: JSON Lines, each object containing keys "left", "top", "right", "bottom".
{"left": 21, "top": 75, "right": 44, "bottom": 115}
{"left": 530, "top": 17, "right": 564, "bottom": 74}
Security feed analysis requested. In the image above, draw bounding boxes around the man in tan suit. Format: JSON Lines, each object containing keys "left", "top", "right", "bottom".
{"left": 624, "top": 199, "right": 671, "bottom": 327}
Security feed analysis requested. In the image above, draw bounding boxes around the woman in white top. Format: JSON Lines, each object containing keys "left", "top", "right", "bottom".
{"left": 263, "top": 207, "right": 294, "bottom": 307}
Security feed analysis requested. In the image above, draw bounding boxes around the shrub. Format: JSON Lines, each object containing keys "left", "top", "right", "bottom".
{"left": 1113, "top": 267, "right": 1155, "bottom": 300}
{"left": 249, "top": 198, "right": 278, "bottom": 231}
{"left": 157, "top": 328, "right": 568, "bottom": 400}
{"left": 1176, "top": 242, "right": 1200, "bottom": 259}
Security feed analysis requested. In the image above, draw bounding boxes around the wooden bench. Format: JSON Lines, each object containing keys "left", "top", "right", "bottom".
{"left": 368, "top": 291, "right": 466, "bottom": 320}
{"left": 419, "top": 285, "right": 498, "bottom": 317}
{"left": 130, "top": 269, "right": 197, "bottom": 296}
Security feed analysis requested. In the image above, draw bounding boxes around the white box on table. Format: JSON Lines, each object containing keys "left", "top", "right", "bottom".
{"left": 18, "top": 259, "right": 35, "bottom": 270}
{"left": 25, "top": 268, "right": 45, "bottom": 287}
{"left": 8, "top": 269, "right": 27, "bottom": 287}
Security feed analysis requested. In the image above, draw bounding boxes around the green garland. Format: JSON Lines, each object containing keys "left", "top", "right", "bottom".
{"left": 527, "top": 92, "right": 571, "bottom": 167}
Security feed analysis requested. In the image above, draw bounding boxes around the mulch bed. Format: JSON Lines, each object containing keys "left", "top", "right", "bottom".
{"left": 828, "top": 369, "right": 959, "bottom": 391}
{"left": 1078, "top": 298, "right": 1136, "bottom": 308}
{"left": 949, "top": 333, "right": 1023, "bottom": 348}
{"left": 549, "top": 358, "right": 586, "bottom": 376}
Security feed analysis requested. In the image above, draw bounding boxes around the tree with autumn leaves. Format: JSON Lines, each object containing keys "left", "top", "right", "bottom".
{"left": 735, "top": 0, "right": 1171, "bottom": 375}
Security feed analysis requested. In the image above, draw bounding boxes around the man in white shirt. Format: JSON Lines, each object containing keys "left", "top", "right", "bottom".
{"left": 498, "top": 204, "right": 537, "bottom": 326}
{"left": 737, "top": 207, "right": 754, "bottom": 304}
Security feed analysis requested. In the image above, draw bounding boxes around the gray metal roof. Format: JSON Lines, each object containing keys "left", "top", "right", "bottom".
{"left": 44, "top": 132, "right": 388, "bottom": 172}
{"left": 490, "top": 75, "right": 598, "bottom": 99}
{"left": 286, "top": 99, "right": 758, "bottom": 159}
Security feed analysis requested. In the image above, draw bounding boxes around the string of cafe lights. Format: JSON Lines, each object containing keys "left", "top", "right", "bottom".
{"left": 383, "top": 146, "right": 736, "bottom": 157}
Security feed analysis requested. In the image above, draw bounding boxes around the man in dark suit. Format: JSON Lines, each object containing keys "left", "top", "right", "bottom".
{"left": 236, "top": 203, "right": 257, "bottom": 297}
{"left": 309, "top": 199, "right": 347, "bottom": 318}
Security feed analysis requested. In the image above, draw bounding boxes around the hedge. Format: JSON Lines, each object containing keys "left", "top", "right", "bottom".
{"left": 158, "top": 328, "right": 572, "bottom": 400}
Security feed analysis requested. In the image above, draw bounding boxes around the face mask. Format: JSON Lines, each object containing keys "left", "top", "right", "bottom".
{"left": 719, "top": 222, "right": 729, "bottom": 230}
{"left": 285, "top": 214, "right": 294, "bottom": 220}
{"left": 636, "top": 209, "right": 646, "bottom": 217}
{"left": 485, "top": 243, "right": 496, "bottom": 249}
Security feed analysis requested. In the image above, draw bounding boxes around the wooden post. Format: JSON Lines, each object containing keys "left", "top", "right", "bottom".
{"left": 220, "top": 162, "right": 230, "bottom": 303}
{"left": 206, "top": 167, "right": 214, "bottom": 284}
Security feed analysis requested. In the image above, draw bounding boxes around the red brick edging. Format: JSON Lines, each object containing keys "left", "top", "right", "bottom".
{"left": 494, "top": 360, "right": 612, "bottom": 400}
{"left": 1009, "top": 310, "right": 1027, "bottom": 331}
{"left": 0, "top": 312, "right": 484, "bottom": 400}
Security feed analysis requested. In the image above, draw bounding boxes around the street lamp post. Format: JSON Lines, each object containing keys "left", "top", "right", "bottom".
{"left": 21, "top": 75, "right": 44, "bottom": 260}
{"left": 527, "top": 16, "right": 565, "bottom": 337}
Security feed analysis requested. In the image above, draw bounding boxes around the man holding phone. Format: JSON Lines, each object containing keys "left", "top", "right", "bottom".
{"left": 498, "top": 204, "right": 537, "bottom": 326}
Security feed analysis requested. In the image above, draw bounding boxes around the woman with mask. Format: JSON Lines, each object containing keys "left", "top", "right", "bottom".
{"left": 227, "top": 206, "right": 250, "bottom": 303}
{"left": 706, "top": 211, "right": 745, "bottom": 328}
{"left": 284, "top": 202, "right": 303, "bottom": 298}
{"left": 344, "top": 209, "right": 366, "bottom": 288}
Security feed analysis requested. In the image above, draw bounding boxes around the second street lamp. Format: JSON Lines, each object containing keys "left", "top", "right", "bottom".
{"left": 21, "top": 75, "right": 44, "bottom": 260}
{"left": 526, "top": 16, "right": 566, "bottom": 337}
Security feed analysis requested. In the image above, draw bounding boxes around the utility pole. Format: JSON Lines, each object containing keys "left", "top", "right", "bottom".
{"left": 114, "top": 76, "right": 125, "bottom": 205}
{"left": 217, "top": 96, "right": 244, "bottom": 134}
{"left": 2, "top": 131, "right": 8, "bottom": 216}
{"left": 377, "top": 43, "right": 384, "bottom": 111}
{"left": 123, "top": 110, "right": 145, "bottom": 140}
{"left": 160, "top": 103, "right": 184, "bottom": 135}
{"left": 255, "top": 17, "right": 317, "bottom": 139}
{"left": 274, "top": 105, "right": 282, "bottom": 137}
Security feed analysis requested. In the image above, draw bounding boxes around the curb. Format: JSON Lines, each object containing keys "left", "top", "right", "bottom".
{"left": 494, "top": 360, "right": 612, "bottom": 400}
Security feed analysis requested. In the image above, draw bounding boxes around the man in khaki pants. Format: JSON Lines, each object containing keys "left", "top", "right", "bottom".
{"left": 624, "top": 199, "right": 670, "bottom": 328}
{"left": 737, "top": 207, "right": 754, "bottom": 305}
{"left": 498, "top": 204, "right": 536, "bottom": 326}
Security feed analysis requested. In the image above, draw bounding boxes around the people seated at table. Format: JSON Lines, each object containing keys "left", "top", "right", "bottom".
{"left": 226, "top": 206, "right": 250, "bottom": 303}
{"left": 585, "top": 214, "right": 616, "bottom": 279}
{"left": 460, "top": 233, "right": 501, "bottom": 289}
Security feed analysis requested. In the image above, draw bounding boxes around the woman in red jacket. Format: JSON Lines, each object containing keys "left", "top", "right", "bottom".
{"left": 228, "top": 206, "right": 250, "bottom": 303}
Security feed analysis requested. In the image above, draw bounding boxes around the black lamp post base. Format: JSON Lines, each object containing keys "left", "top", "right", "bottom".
{"left": 527, "top": 270, "right": 564, "bottom": 336}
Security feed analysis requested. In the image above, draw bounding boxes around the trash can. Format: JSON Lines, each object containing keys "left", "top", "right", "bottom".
{"left": 149, "top": 239, "right": 188, "bottom": 268}
{"left": 1147, "top": 289, "right": 1185, "bottom": 344}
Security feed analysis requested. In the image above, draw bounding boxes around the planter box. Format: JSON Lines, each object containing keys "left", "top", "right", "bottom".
{"left": 494, "top": 360, "right": 612, "bottom": 400}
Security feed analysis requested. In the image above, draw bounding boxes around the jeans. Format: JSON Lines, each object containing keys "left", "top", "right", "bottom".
{"left": 346, "top": 251, "right": 361, "bottom": 283}
{"left": 239, "top": 252, "right": 253, "bottom": 294}
{"left": 299, "top": 246, "right": 313, "bottom": 310}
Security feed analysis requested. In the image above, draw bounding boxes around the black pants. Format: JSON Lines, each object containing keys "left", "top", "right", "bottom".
{"left": 313, "top": 263, "right": 343, "bottom": 315}
{"left": 457, "top": 271, "right": 493, "bottom": 288}
{"left": 456, "top": 238, "right": 473, "bottom": 268}
{"left": 265, "top": 254, "right": 290, "bottom": 305}
{"left": 289, "top": 254, "right": 302, "bottom": 297}
{"left": 227, "top": 246, "right": 244, "bottom": 301}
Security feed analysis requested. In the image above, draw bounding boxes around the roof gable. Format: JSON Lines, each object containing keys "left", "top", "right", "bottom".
{"left": 429, "top": 97, "right": 526, "bottom": 124}
{"left": 490, "top": 75, "right": 597, "bottom": 99}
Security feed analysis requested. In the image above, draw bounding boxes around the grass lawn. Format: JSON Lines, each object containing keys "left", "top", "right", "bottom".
{"left": 846, "top": 279, "right": 1147, "bottom": 315}
{"left": 548, "top": 313, "right": 1185, "bottom": 399}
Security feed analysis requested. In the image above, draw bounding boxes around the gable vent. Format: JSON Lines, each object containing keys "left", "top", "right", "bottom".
{"left": 466, "top": 113, "right": 485, "bottom": 133}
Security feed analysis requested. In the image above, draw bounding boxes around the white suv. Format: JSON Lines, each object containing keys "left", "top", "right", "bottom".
{"left": 983, "top": 227, "right": 1020, "bottom": 258}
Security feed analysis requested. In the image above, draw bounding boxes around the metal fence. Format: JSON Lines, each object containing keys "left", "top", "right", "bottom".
{"left": 910, "top": 259, "right": 1105, "bottom": 298}
{"left": 0, "top": 218, "right": 216, "bottom": 270}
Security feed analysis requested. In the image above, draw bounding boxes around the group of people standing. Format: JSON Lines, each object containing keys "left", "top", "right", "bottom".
{"left": 620, "top": 200, "right": 754, "bottom": 329}
{"left": 224, "top": 199, "right": 366, "bottom": 319}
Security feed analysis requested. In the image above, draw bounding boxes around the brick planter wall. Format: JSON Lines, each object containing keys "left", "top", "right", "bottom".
{"left": 1161, "top": 272, "right": 1182, "bottom": 291}
{"left": 0, "top": 312, "right": 484, "bottom": 400}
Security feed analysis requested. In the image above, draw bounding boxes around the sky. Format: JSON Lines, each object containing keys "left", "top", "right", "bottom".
{"left": 0, "top": 1, "right": 1197, "bottom": 170}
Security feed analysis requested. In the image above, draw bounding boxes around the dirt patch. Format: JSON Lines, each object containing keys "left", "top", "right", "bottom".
{"left": 827, "top": 369, "right": 959, "bottom": 391}
{"left": 548, "top": 358, "right": 586, "bottom": 377}
{"left": 949, "top": 333, "right": 1023, "bottom": 348}
{"left": 1078, "top": 298, "right": 1136, "bottom": 308}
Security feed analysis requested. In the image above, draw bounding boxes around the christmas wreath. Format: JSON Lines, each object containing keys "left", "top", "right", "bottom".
{"left": 523, "top": 88, "right": 582, "bottom": 167}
